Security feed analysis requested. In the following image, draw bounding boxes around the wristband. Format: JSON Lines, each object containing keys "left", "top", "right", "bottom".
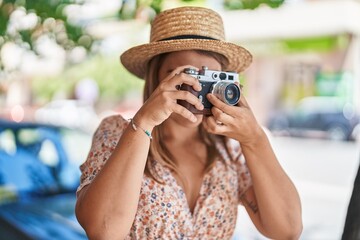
{"left": 129, "top": 118, "right": 153, "bottom": 140}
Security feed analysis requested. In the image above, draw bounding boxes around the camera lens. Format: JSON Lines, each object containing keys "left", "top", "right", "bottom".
{"left": 211, "top": 82, "right": 240, "bottom": 105}
{"left": 224, "top": 84, "right": 240, "bottom": 105}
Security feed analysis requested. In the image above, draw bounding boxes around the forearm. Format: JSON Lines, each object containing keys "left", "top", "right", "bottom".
{"left": 76, "top": 123, "right": 153, "bottom": 239}
{"left": 241, "top": 131, "right": 302, "bottom": 239}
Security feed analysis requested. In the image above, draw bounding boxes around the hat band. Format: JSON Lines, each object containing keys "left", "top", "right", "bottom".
{"left": 160, "top": 35, "right": 217, "bottom": 41}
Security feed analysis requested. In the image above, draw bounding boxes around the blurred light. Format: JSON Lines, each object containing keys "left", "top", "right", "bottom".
{"left": 68, "top": 46, "right": 87, "bottom": 63}
{"left": 75, "top": 78, "right": 99, "bottom": 104}
{"left": 11, "top": 105, "right": 24, "bottom": 122}
{"left": 43, "top": 17, "right": 56, "bottom": 31}
{"left": 35, "top": 35, "right": 66, "bottom": 58}
{"left": 55, "top": 4, "right": 66, "bottom": 16}
{"left": 343, "top": 103, "right": 354, "bottom": 120}
{"left": 78, "top": 35, "right": 92, "bottom": 48}
{"left": 64, "top": 0, "right": 122, "bottom": 23}
{"left": 38, "top": 140, "right": 59, "bottom": 167}
{"left": 284, "top": 0, "right": 304, "bottom": 4}
{"left": 1, "top": 42, "right": 23, "bottom": 71}
{"left": 8, "top": 7, "right": 38, "bottom": 32}
{"left": 0, "top": 130, "right": 16, "bottom": 155}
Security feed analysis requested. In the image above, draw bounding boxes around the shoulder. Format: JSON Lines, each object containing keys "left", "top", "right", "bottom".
{"left": 77, "top": 114, "right": 130, "bottom": 192}
{"left": 92, "top": 114, "right": 129, "bottom": 140}
{"left": 96, "top": 114, "right": 129, "bottom": 132}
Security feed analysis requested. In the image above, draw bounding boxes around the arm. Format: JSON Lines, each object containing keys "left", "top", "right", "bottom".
{"left": 75, "top": 66, "right": 204, "bottom": 239}
{"left": 76, "top": 117, "right": 152, "bottom": 240}
{"left": 240, "top": 131, "right": 302, "bottom": 239}
{"left": 203, "top": 94, "right": 302, "bottom": 239}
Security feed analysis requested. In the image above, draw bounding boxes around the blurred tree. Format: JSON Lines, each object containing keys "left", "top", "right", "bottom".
{"left": 224, "top": 0, "right": 284, "bottom": 10}
{"left": 0, "top": 0, "right": 92, "bottom": 73}
{"left": 32, "top": 55, "right": 144, "bottom": 104}
{"left": 118, "top": 0, "right": 163, "bottom": 21}
{"left": 0, "top": 0, "right": 286, "bottom": 104}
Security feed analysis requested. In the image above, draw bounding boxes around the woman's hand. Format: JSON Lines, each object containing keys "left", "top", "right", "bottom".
{"left": 202, "top": 93, "right": 264, "bottom": 147}
{"left": 134, "top": 65, "right": 204, "bottom": 130}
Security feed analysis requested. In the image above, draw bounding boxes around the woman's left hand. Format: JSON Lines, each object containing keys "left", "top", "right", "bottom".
{"left": 202, "top": 93, "right": 264, "bottom": 147}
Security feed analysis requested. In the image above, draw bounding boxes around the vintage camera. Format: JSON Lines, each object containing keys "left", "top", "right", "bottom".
{"left": 178, "top": 66, "right": 241, "bottom": 115}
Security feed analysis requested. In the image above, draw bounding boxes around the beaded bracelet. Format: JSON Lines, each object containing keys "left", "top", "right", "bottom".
{"left": 129, "top": 118, "right": 153, "bottom": 140}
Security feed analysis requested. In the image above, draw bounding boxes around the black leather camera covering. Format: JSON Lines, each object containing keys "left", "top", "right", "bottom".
{"left": 178, "top": 84, "right": 212, "bottom": 115}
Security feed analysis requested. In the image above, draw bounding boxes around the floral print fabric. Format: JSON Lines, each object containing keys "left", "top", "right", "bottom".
{"left": 77, "top": 115, "right": 252, "bottom": 239}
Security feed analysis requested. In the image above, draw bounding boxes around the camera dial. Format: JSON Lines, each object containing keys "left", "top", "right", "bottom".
{"left": 219, "top": 72, "right": 227, "bottom": 80}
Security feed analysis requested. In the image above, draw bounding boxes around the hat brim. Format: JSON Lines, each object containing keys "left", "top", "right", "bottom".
{"left": 120, "top": 39, "right": 252, "bottom": 79}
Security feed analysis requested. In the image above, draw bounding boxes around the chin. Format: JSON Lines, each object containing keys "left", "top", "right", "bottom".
{"left": 172, "top": 113, "right": 203, "bottom": 127}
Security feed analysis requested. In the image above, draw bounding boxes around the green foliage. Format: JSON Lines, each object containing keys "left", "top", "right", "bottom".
{"left": 118, "top": 0, "right": 163, "bottom": 21}
{"left": 150, "top": 0, "right": 163, "bottom": 14}
{"left": 224, "top": 0, "right": 285, "bottom": 10}
{"left": 0, "top": 0, "right": 91, "bottom": 55}
{"left": 0, "top": 1, "right": 13, "bottom": 37}
{"left": 32, "top": 55, "right": 144, "bottom": 103}
{"left": 283, "top": 36, "right": 346, "bottom": 53}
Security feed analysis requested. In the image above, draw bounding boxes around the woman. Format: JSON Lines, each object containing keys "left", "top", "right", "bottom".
{"left": 75, "top": 6, "right": 302, "bottom": 240}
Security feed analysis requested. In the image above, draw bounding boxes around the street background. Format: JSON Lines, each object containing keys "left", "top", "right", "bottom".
{"left": 1, "top": 0, "right": 360, "bottom": 239}
{"left": 235, "top": 136, "right": 360, "bottom": 240}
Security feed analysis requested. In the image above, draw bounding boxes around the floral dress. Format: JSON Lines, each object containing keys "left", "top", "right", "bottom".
{"left": 77, "top": 115, "right": 252, "bottom": 240}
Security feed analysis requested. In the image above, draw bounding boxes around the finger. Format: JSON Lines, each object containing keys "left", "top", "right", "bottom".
{"left": 203, "top": 115, "right": 226, "bottom": 134}
{"left": 170, "top": 72, "right": 202, "bottom": 91}
{"left": 211, "top": 107, "right": 233, "bottom": 124}
{"left": 206, "top": 94, "right": 234, "bottom": 115}
{"left": 162, "top": 65, "right": 199, "bottom": 82}
{"left": 171, "top": 103, "right": 198, "bottom": 122}
{"left": 172, "top": 91, "right": 204, "bottom": 111}
{"left": 202, "top": 116, "right": 209, "bottom": 128}
{"left": 237, "top": 94, "right": 250, "bottom": 108}
{"left": 160, "top": 72, "right": 201, "bottom": 92}
{"left": 165, "top": 65, "right": 201, "bottom": 91}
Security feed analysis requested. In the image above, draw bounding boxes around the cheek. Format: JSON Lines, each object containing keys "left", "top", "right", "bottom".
{"left": 157, "top": 65, "right": 170, "bottom": 82}
{"left": 158, "top": 71, "right": 165, "bottom": 82}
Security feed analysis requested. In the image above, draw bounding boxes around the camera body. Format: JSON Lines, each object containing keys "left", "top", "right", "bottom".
{"left": 178, "top": 66, "right": 241, "bottom": 115}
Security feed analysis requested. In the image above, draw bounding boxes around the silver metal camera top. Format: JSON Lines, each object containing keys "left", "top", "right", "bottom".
{"left": 183, "top": 67, "right": 198, "bottom": 75}
{"left": 184, "top": 66, "right": 239, "bottom": 82}
{"left": 201, "top": 66, "right": 239, "bottom": 82}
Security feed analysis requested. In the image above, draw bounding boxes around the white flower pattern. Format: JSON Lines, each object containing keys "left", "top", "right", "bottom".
{"left": 77, "top": 115, "right": 252, "bottom": 239}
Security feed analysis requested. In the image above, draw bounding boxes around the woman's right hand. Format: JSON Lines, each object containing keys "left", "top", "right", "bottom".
{"left": 134, "top": 65, "right": 204, "bottom": 130}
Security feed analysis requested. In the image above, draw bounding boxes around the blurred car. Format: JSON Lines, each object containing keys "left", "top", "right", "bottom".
{"left": 267, "top": 97, "right": 360, "bottom": 141}
{"left": 0, "top": 119, "right": 91, "bottom": 239}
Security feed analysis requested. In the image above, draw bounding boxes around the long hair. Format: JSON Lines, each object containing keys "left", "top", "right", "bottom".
{"left": 143, "top": 50, "right": 231, "bottom": 188}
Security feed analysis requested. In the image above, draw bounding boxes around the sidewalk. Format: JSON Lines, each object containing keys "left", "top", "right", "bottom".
{"left": 232, "top": 136, "right": 360, "bottom": 240}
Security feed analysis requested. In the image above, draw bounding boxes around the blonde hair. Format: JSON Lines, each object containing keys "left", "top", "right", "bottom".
{"left": 143, "top": 50, "right": 231, "bottom": 186}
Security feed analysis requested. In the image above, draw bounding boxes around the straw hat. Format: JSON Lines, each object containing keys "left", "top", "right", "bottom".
{"left": 120, "top": 6, "right": 252, "bottom": 79}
